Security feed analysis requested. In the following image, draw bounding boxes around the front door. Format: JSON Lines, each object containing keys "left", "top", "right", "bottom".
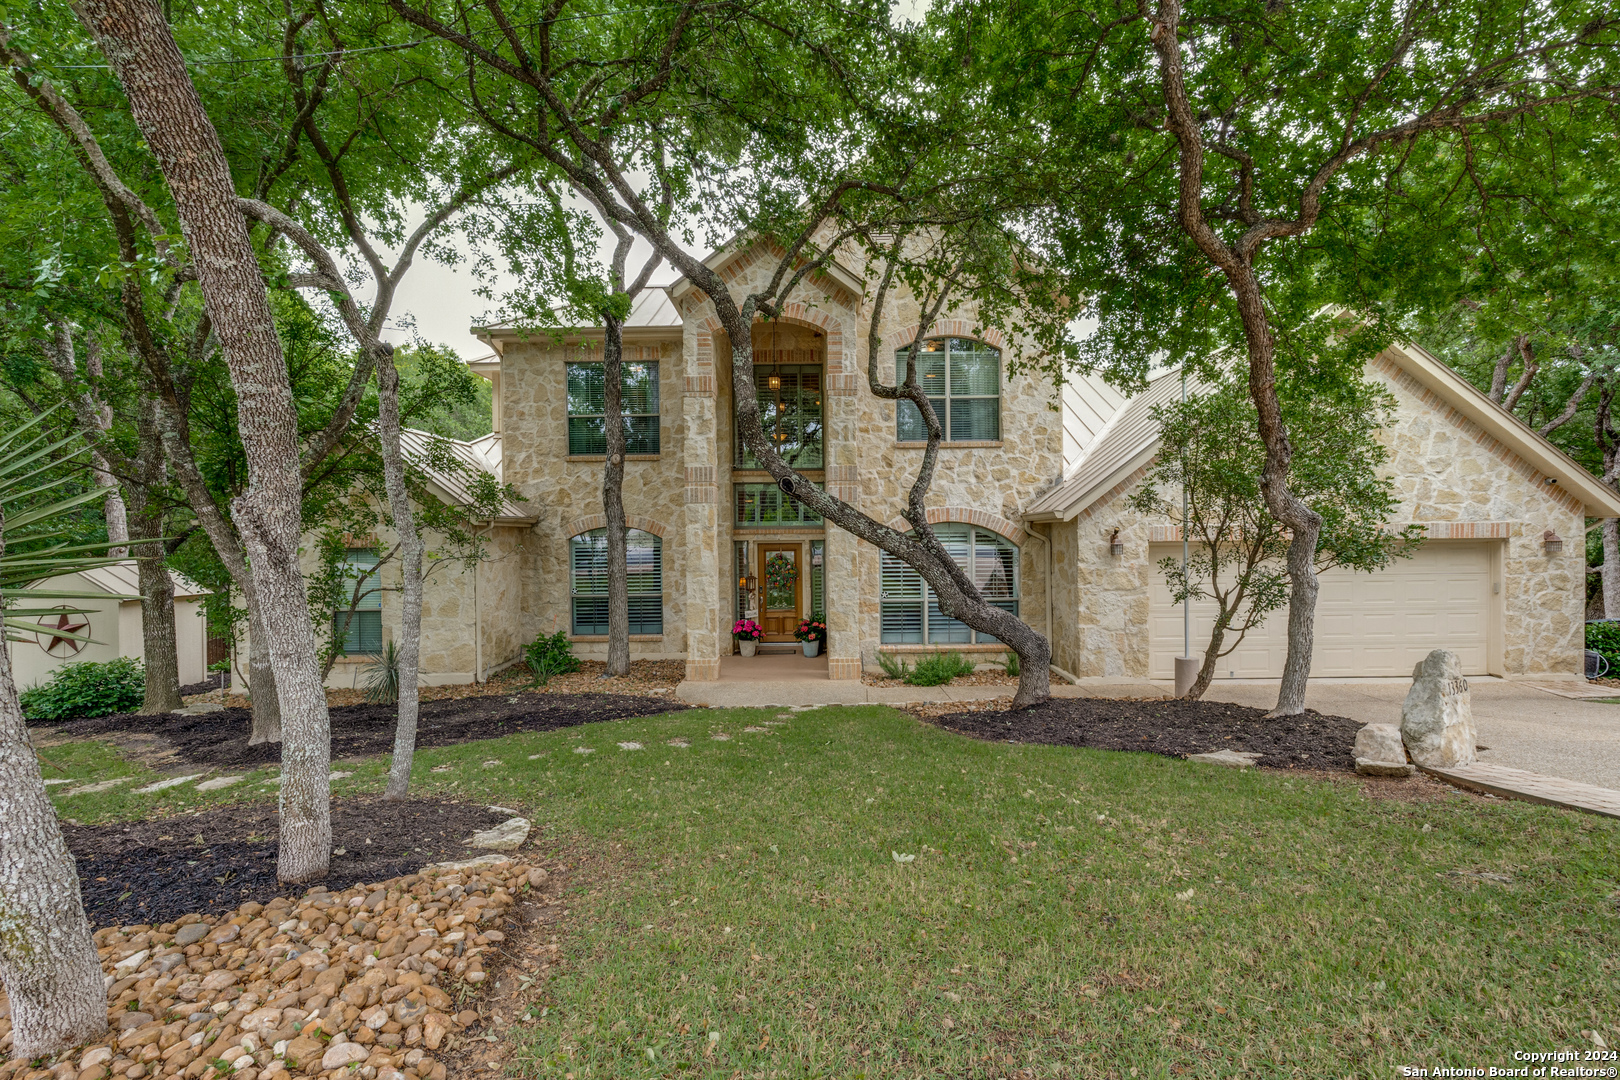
{"left": 759, "top": 544, "right": 802, "bottom": 641}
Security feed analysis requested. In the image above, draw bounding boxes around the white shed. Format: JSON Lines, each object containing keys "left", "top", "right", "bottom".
{"left": 11, "top": 561, "right": 211, "bottom": 692}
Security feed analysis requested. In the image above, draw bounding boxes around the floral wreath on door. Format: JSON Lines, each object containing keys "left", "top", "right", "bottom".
{"left": 764, "top": 552, "right": 799, "bottom": 592}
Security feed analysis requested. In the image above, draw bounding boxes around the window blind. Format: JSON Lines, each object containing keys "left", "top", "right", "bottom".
{"left": 570, "top": 528, "right": 663, "bottom": 635}
{"left": 896, "top": 338, "right": 999, "bottom": 442}
{"left": 567, "top": 362, "right": 660, "bottom": 455}
{"left": 879, "top": 525, "right": 1019, "bottom": 645}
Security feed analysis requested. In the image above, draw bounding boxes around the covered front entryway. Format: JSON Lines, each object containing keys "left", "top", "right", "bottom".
{"left": 758, "top": 543, "right": 802, "bottom": 641}
{"left": 1148, "top": 541, "right": 1496, "bottom": 678}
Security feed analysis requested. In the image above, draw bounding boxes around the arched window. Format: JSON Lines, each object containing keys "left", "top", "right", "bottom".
{"left": 895, "top": 338, "right": 1000, "bottom": 442}
{"left": 569, "top": 529, "right": 663, "bottom": 635}
{"left": 879, "top": 525, "right": 1019, "bottom": 644}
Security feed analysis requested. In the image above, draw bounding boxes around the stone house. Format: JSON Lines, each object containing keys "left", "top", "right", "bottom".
{"left": 277, "top": 239, "right": 1620, "bottom": 687}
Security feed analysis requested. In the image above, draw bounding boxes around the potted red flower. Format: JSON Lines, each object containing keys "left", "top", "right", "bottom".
{"left": 732, "top": 618, "right": 762, "bottom": 657}
{"left": 794, "top": 614, "right": 828, "bottom": 658}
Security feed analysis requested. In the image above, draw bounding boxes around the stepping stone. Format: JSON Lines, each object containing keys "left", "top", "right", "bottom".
{"left": 329, "top": 771, "right": 353, "bottom": 780}
{"left": 431, "top": 764, "right": 455, "bottom": 772}
{"left": 487, "top": 804, "right": 521, "bottom": 816}
{"left": 171, "top": 702, "right": 225, "bottom": 715}
{"left": 43, "top": 778, "right": 74, "bottom": 786}
{"left": 134, "top": 773, "right": 207, "bottom": 795}
{"left": 425, "top": 853, "right": 512, "bottom": 872}
{"left": 618, "top": 741, "right": 644, "bottom": 751}
{"left": 60, "top": 777, "right": 136, "bottom": 796}
{"left": 1185, "top": 750, "right": 1262, "bottom": 769}
{"left": 469, "top": 816, "right": 530, "bottom": 851}
{"left": 742, "top": 727, "right": 769, "bottom": 734}
{"left": 572, "top": 746, "right": 595, "bottom": 755}
{"left": 711, "top": 733, "right": 732, "bottom": 741}
{"left": 667, "top": 739, "right": 690, "bottom": 748}
{"left": 196, "top": 775, "right": 245, "bottom": 791}
{"left": 482, "top": 759, "right": 503, "bottom": 769}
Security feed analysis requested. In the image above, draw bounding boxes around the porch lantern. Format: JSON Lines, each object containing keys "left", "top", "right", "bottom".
{"left": 1109, "top": 528, "right": 1124, "bottom": 558}
{"left": 767, "top": 374, "right": 782, "bottom": 390}
{"left": 1543, "top": 529, "right": 1563, "bottom": 555}
{"left": 739, "top": 572, "right": 759, "bottom": 604}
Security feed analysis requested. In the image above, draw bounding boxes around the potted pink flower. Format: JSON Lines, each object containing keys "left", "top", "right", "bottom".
{"left": 794, "top": 614, "right": 828, "bottom": 658}
{"left": 732, "top": 618, "right": 763, "bottom": 657}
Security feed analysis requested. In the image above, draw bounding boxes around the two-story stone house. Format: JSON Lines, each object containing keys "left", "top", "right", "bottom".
{"left": 286, "top": 238, "right": 1620, "bottom": 691}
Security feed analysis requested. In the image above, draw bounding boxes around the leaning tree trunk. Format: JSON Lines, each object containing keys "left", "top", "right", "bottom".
{"left": 376, "top": 347, "right": 424, "bottom": 801}
{"left": 602, "top": 311, "right": 630, "bottom": 678}
{"left": 132, "top": 397, "right": 181, "bottom": 713}
{"left": 1188, "top": 617, "right": 1229, "bottom": 700}
{"left": 78, "top": 0, "right": 331, "bottom": 882}
{"left": 0, "top": 513, "right": 107, "bottom": 1057}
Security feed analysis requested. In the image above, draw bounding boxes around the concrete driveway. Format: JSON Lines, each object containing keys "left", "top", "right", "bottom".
{"left": 1197, "top": 677, "right": 1620, "bottom": 789}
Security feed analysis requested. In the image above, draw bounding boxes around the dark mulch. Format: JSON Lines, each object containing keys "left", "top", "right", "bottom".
{"left": 42, "top": 691, "right": 688, "bottom": 768}
{"left": 929, "top": 697, "right": 1362, "bottom": 771}
{"left": 64, "top": 796, "right": 511, "bottom": 928}
{"left": 179, "top": 673, "right": 230, "bottom": 696}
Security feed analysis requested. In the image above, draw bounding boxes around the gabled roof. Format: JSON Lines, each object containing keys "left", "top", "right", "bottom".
{"left": 399, "top": 428, "right": 533, "bottom": 523}
{"left": 58, "top": 560, "right": 210, "bottom": 600}
{"left": 666, "top": 230, "right": 865, "bottom": 303}
{"left": 1025, "top": 342, "right": 1620, "bottom": 522}
{"left": 1025, "top": 371, "right": 1195, "bottom": 521}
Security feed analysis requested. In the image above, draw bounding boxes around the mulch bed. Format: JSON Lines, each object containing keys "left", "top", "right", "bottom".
{"left": 42, "top": 690, "right": 689, "bottom": 768}
{"left": 63, "top": 796, "right": 509, "bottom": 928}
{"left": 927, "top": 696, "right": 1362, "bottom": 771}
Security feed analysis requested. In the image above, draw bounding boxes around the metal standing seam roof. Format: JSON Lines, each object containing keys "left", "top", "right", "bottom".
{"left": 476, "top": 286, "right": 683, "bottom": 336}
{"left": 1025, "top": 370, "right": 1196, "bottom": 520}
{"left": 398, "top": 428, "right": 531, "bottom": 522}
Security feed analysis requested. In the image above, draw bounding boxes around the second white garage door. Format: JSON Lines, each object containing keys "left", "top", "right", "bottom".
{"left": 1148, "top": 541, "right": 1493, "bottom": 678}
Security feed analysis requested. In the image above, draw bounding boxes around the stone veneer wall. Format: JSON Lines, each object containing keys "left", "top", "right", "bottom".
{"left": 673, "top": 243, "right": 1067, "bottom": 677}
{"left": 500, "top": 335, "right": 689, "bottom": 662}
{"left": 1055, "top": 351, "right": 1587, "bottom": 678}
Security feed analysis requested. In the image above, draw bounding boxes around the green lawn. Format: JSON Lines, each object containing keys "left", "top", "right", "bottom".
{"left": 46, "top": 704, "right": 1620, "bottom": 1078}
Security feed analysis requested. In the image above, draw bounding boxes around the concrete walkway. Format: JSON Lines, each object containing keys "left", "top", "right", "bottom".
{"left": 677, "top": 669, "right": 1620, "bottom": 792}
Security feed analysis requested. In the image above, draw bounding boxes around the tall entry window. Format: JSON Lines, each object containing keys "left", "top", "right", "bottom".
{"left": 567, "top": 361, "right": 660, "bottom": 455}
{"left": 895, "top": 338, "right": 1001, "bottom": 442}
{"left": 570, "top": 528, "right": 664, "bottom": 635}
{"left": 880, "top": 525, "right": 1019, "bottom": 644}
{"left": 738, "top": 365, "right": 822, "bottom": 468}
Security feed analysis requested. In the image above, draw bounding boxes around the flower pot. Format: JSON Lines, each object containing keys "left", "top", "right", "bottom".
{"left": 802, "top": 639, "right": 821, "bottom": 658}
{"left": 739, "top": 640, "right": 757, "bottom": 657}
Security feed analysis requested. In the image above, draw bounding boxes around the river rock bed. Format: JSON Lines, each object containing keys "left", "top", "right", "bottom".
{"left": 0, "top": 858, "right": 549, "bottom": 1080}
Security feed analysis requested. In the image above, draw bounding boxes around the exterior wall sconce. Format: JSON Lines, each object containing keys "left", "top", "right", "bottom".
{"left": 738, "top": 573, "right": 758, "bottom": 602}
{"left": 1543, "top": 530, "right": 1563, "bottom": 555}
{"left": 1109, "top": 529, "right": 1124, "bottom": 557}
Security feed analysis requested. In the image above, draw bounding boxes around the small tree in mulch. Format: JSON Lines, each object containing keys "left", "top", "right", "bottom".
{"left": 1131, "top": 372, "right": 1423, "bottom": 700}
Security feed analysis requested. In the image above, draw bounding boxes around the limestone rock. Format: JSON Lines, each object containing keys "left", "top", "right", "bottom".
{"left": 1400, "top": 650, "right": 1477, "bottom": 769}
{"left": 1353, "top": 723, "right": 1414, "bottom": 777}
{"left": 196, "top": 775, "right": 246, "bottom": 791}
{"left": 468, "top": 817, "right": 530, "bottom": 851}
{"left": 1185, "top": 749, "right": 1262, "bottom": 768}
{"left": 170, "top": 702, "right": 224, "bottom": 715}
{"left": 133, "top": 774, "right": 206, "bottom": 795}
{"left": 320, "top": 1043, "right": 369, "bottom": 1071}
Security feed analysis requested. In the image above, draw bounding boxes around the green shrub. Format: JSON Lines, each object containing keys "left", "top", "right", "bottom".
{"left": 526, "top": 631, "right": 582, "bottom": 686}
{"left": 363, "top": 641, "right": 402, "bottom": 705}
{"left": 905, "top": 651, "right": 977, "bottom": 687}
{"left": 1002, "top": 651, "right": 1021, "bottom": 677}
{"left": 20, "top": 657, "right": 146, "bottom": 720}
{"left": 877, "top": 652, "right": 910, "bottom": 680}
{"left": 1586, "top": 620, "right": 1620, "bottom": 673}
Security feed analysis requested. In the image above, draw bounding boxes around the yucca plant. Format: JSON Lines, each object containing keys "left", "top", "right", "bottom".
{"left": 363, "top": 640, "right": 403, "bottom": 705}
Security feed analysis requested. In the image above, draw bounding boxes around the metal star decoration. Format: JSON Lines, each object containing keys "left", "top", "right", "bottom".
{"left": 37, "top": 609, "right": 89, "bottom": 656}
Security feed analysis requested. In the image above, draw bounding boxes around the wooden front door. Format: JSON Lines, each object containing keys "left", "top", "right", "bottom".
{"left": 758, "top": 544, "right": 802, "bottom": 641}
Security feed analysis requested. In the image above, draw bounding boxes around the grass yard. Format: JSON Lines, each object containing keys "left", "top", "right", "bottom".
{"left": 46, "top": 704, "right": 1620, "bottom": 1079}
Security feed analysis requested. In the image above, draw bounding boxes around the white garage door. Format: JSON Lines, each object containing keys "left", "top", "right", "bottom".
{"left": 1148, "top": 541, "right": 1492, "bottom": 678}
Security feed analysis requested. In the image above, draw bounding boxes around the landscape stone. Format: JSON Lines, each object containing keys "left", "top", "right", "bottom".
{"left": 1353, "top": 723, "right": 1414, "bottom": 777}
{"left": 469, "top": 816, "right": 530, "bottom": 851}
{"left": 1185, "top": 749, "right": 1262, "bottom": 768}
{"left": 61, "top": 777, "right": 136, "bottom": 797}
{"left": 1400, "top": 649, "right": 1478, "bottom": 769}
{"left": 170, "top": 702, "right": 224, "bottom": 715}
{"left": 133, "top": 774, "right": 206, "bottom": 795}
{"left": 173, "top": 923, "right": 211, "bottom": 946}
{"left": 195, "top": 775, "right": 246, "bottom": 791}
{"left": 319, "top": 1043, "right": 369, "bottom": 1071}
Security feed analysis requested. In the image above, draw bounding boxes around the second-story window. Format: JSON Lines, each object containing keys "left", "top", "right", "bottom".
{"left": 738, "top": 364, "right": 822, "bottom": 468}
{"left": 567, "top": 361, "right": 660, "bottom": 455}
{"left": 895, "top": 338, "right": 1000, "bottom": 442}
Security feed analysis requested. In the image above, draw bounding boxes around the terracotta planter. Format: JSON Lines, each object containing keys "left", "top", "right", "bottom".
{"left": 738, "top": 639, "right": 757, "bottom": 657}
{"left": 802, "top": 639, "right": 822, "bottom": 658}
